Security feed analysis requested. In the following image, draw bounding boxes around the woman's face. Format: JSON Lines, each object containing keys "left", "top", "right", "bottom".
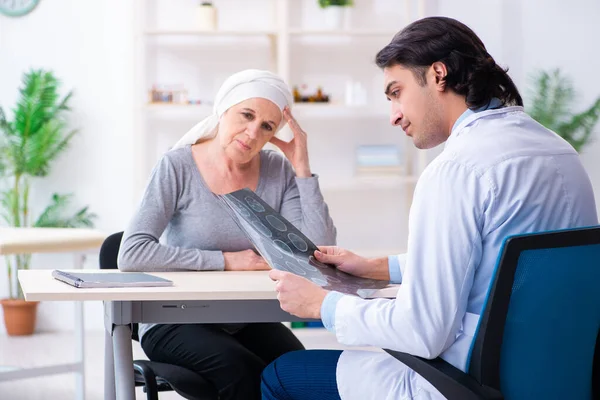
{"left": 217, "top": 98, "right": 282, "bottom": 164}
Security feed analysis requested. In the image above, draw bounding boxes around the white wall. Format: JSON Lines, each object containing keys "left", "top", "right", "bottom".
{"left": 520, "top": 0, "right": 600, "bottom": 210}
{"left": 0, "top": 0, "right": 599, "bottom": 333}
{"left": 0, "top": 0, "right": 137, "bottom": 332}
{"left": 436, "top": 0, "right": 600, "bottom": 211}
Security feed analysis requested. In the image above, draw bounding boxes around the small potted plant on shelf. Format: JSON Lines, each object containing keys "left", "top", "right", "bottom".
{"left": 196, "top": 1, "right": 217, "bottom": 31}
{"left": 0, "top": 69, "right": 96, "bottom": 336}
{"left": 318, "top": 0, "right": 354, "bottom": 31}
{"left": 526, "top": 68, "right": 600, "bottom": 153}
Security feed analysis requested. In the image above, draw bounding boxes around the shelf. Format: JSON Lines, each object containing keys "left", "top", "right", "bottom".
{"left": 292, "top": 102, "right": 387, "bottom": 118}
{"left": 144, "top": 103, "right": 211, "bottom": 115}
{"left": 134, "top": 0, "right": 426, "bottom": 207}
{"left": 144, "top": 102, "right": 388, "bottom": 119}
{"left": 289, "top": 29, "right": 398, "bottom": 37}
{"left": 321, "top": 175, "right": 418, "bottom": 192}
{"left": 144, "top": 30, "right": 276, "bottom": 37}
{"left": 144, "top": 29, "right": 398, "bottom": 38}
{"left": 145, "top": 102, "right": 211, "bottom": 109}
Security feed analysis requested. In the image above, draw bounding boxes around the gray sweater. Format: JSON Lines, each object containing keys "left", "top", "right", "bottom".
{"left": 118, "top": 145, "right": 337, "bottom": 341}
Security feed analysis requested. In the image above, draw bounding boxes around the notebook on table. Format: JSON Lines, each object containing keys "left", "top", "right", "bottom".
{"left": 52, "top": 270, "right": 173, "bottom": 288}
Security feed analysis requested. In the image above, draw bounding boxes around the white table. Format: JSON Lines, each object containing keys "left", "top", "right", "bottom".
{"left": 19, "top": 270, "right": 309, "bottom": 400}
{"left": 1, "top": 228, "right": 107, "bottom": 400}
{"left": 19, "top": 268, "right": 398, "bottom": 400}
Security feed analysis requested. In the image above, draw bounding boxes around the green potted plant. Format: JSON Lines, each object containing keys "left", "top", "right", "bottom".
{"left": 318, "top": 0, "right": 354, "bottom": 7}
{"left": 526, "top": 68, "right": 600, "bottom": 152}
{"left": 318, "top": 0, "right": 354, "bottom": 30}
{"left": 0, "top": 69, "right": 96, "bottom": 335}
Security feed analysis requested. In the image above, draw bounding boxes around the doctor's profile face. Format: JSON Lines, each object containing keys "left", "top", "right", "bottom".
{"left": 384, "top": 64, "right": 447, "bottom": 149}
{"left": 217, "top": 98, "right": 282, "bottom": 164}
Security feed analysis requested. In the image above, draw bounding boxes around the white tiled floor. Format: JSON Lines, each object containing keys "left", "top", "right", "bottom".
{"left": 0, "top": 329, "right": 379, "bottom": 400}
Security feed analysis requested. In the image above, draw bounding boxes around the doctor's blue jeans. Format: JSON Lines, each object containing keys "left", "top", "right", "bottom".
{"left": 261, "top": 350, "right": 342, "bottom": 400}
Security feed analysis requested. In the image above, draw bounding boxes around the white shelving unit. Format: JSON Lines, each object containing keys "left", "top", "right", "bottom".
{"left": 144, "top": 101, "right": 387, "bottom": 118}
{"left": 134, "top": 0, "right": 429, "bottom": 256}
{"left": 288, "top": 29, "right": 400, "bottom": 36}
{"left": 144, "top": 30, "right": 278, "bottom": 36}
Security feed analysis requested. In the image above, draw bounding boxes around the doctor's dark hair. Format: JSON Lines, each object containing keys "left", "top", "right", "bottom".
{"left": 375, "top": 17, "right": 523, "bottom": 109}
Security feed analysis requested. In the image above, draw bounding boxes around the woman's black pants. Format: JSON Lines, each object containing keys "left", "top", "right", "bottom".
{"left": 142, "top": 323, "right": 305, "bottom": 400}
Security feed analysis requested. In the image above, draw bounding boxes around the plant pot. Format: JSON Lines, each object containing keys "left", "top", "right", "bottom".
{"left": 322, "top": 5, "right": 346, "bottom": 30}
{"left": 196, "top": 4, "right": 217, "bottom": 31}
{"left": 1, "top": 298, "right": 39, "bottom": 336}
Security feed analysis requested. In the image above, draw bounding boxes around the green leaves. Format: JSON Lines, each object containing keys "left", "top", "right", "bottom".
{"left": 0, "top": 106, "right": 12, "bottom": 175}
{"left": 527, "top": 69, "right": 600, "bottom": 152}
{"left": 556, "top": 98, "right": 600, "bottom": 153}
{"left": 318, "top": 0, "right": 353, "bottom": 8}
{"left": 0, "top": 189, "right": 19, "bottom": 227}
{"left": 3, "top": 69, "right": 77, "bottom": 177}
{"left": 34, "top": 193, "right": 96, "bottom": 228}
{"left": 0, "top": 69, "right": 96, "bottom": 287}
{"left": 14, "top": 70, "right": 63, "bottom": 138}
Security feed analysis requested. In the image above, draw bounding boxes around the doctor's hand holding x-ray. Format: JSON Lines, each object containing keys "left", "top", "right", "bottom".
{"left": 269, "top": 247, "right": 389, "bottom": 318}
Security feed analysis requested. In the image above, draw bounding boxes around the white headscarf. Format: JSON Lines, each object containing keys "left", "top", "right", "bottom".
{"left": 172, "top": 69, "right": 293, "bottom": 149}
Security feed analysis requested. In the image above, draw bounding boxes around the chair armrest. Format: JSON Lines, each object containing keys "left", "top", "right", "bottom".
{"left": 133, "top": 360, "right": 159, "bottom": 400}
{"left": 384, "top": 350, "right": 503, "bottom": 400}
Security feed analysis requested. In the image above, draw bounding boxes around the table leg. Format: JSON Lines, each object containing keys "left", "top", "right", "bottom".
{"left": 104, "top": 325, "right": 116, "bottom": 400}
{"left": 112, "top": 324, "right": 136, "bottom": 400}
{"left": 73, "top": 253, "right": 86, "bottom": 400}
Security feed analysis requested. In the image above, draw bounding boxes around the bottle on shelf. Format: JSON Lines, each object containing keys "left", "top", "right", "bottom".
{"left": 293, "top": 86, "right": 301, "bottom": 103}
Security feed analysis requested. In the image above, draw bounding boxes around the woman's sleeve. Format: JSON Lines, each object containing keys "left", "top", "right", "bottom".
{"left": 279, "top": 161, "right": 337, "bottom": 246}
{"left": 117, "top": 155, "right": 225, "bottom": 272}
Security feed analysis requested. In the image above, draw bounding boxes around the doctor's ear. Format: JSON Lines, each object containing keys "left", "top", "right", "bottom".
{"left": 431, "top": 62, "right": 448, "bottom": 91}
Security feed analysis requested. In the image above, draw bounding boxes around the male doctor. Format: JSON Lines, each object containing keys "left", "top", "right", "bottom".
{"left": 262, "top": 16, "right": 598, "bottom": 400}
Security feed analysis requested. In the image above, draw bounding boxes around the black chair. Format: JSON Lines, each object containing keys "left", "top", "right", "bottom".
{"left": 100, "top": 231, "right": 218, "bottom": 400}
{"left": 384, "top": 226, "right": 600, "bottom": 399}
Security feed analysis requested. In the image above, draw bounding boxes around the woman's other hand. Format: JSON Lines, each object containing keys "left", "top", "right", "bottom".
{"left": 269, "top": 107, "right": 312, "bottom": 178}
{"left": 223, "top": 249, "right": 270, "bottom": 271}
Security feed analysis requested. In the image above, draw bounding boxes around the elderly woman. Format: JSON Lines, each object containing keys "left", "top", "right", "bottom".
{"left": 118, "top": 69, "right": 337, "bottom": 399}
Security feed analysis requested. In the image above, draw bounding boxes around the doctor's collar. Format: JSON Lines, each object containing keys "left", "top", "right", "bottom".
{"left": 450, "top": 97, "right": 503, "bottom": 134}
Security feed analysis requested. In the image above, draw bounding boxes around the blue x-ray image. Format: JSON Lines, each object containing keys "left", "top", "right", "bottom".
{"left": 217, "top": 188, "right": 390, "bottom": 298}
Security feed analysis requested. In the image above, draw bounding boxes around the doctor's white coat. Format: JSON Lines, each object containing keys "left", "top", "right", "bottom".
{"left": 332, "top": 107, "right": 598, "bottom": 400}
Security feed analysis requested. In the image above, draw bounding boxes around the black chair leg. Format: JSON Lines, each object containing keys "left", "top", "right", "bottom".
{"left": 133, "top": 362, "right": 160, "bottom": 400}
